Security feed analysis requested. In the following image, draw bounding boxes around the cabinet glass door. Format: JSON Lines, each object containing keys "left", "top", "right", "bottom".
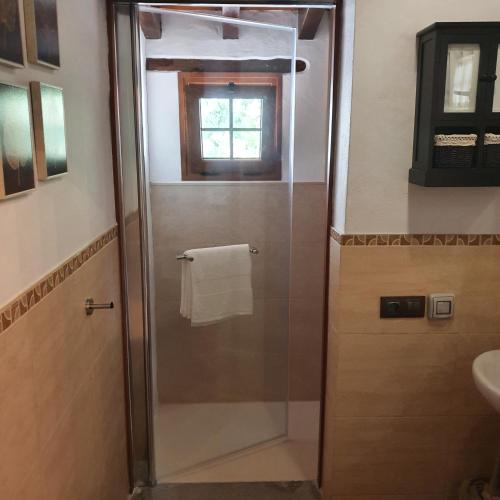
{"left": 493, "top": 45, "right": 500, "bottom": 112}
{"left": 444, "top": 44, "right": 480, "bottom": 113}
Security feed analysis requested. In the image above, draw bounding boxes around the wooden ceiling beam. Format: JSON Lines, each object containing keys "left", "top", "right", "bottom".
{"left": 139, "top": 12, "right": 162, "bottom": 39}
{"left": 146, "top": 58, "right": 307, "bottom": 74}
{"left": 222, "top": 6, "right": 240, "bottom": 40}
{"left": 298, "top": 8, "right": 325, "bottom": 40}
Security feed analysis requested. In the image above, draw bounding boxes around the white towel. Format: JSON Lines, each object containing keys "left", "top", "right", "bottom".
{"left": 180, "top": 244, "right": 254, "bottom": 326}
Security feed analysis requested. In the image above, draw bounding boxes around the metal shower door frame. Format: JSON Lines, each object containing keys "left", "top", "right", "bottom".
{"left": 109, "top": 1, "right": 339, "bottom": 491}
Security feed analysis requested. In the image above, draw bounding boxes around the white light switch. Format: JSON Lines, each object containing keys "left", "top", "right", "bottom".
{"left": 428, "top": 294, "right": 455, "bottom": 319}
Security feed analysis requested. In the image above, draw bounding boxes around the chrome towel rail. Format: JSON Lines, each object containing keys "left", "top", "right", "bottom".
{"left": 176, "top": 246, "right": 259, "bottom": 262}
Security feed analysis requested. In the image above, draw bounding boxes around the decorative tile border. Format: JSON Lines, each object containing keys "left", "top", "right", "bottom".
{"left": 0, "top": 226, "right": 118, "bottom": 335}
{"left": 331, "top": 228, "right": 500, "bottom": 246}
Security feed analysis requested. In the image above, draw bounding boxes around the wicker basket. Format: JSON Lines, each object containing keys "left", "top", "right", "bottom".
{"left": 484, "top": 133, "right": 500, "bottom": 168}
{"left": 433, "top": 134, "right": 477, "bottom": 168}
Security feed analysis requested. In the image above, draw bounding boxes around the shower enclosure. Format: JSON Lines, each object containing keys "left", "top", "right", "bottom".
{"left": 111, "top": 1, "right": 334, "bottom": 490}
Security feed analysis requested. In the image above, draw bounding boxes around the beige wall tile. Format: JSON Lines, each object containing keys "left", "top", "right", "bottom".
{"left": 39, "top": 404, "right": 79, "bottom": 500}
{"left": 324, "top": 238, "right": 500, "bottom": 500}
{"left": 448, "top": 415, "right": 500, "bottom": 453}
{"left": 330, "top": 416, "right": 449, "bottom": 456}
{"left": 291, "top": 242, "right": 327, "bottom": 299}
{"left": 289, "top": 298, "right": 325, "bottom": 400}
{"left": 326, "top": 451, "right": 448, "bottom": 496}
{"left": 333, "top": 334, "right": 456, "bottom": 417}
{"left": 152, "top": 183, "right": 326, "bottom": 403}
{"left": 0, "top": 317, "right": 41, "bottom": 498}
{"left": 292, "top": 183, "right": 328, "bottom": 244}
{"left": 0, "top": 239, "right": 129, "bottom": 500}
{"left": 328, "top": 238, "right": 342, "bottom": 334}
{"left": 334, "top": 245, "right": 500, "bottom": 335}
{"left": 157, "top": 298, "right": 289, "bottom": 403}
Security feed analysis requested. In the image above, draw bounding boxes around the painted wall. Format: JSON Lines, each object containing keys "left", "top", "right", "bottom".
{"left": 0, "top": 0, "right": 116, "bottom": 306}
{"left": 331, "top": 0, "right": 355, "bottom": 234}
{"left": 334, "top": 0, "right": 500, "bottom": 234}
{"left": 145, "top": 11, "right": 331, "bottom": 183}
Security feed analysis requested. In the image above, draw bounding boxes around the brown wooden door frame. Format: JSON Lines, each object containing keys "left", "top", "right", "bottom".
{"left": 318, "top": 0, "right": 342, "bottom": 488}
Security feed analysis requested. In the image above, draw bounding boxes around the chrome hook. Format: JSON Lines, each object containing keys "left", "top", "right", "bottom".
{"left": 85, "top": 298, "right": 114, "bottom": 316}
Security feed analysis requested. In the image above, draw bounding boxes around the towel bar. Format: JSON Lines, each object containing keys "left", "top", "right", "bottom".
{"left": 176, "top": 246, "right": 259, "bottom": 262}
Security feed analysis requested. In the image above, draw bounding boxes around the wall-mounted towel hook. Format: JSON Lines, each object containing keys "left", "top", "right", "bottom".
{"left": 85, "top": 298, "right": 114, "bottom": 316}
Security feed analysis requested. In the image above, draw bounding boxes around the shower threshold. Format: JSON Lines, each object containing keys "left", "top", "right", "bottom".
{"left": 133, "top": 481, "right": 321, "bottom": 500}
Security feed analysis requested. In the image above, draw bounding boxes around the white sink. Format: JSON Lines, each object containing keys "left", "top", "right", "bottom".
{"left": 473, "top": 350, "right": 500, "bottom": 414}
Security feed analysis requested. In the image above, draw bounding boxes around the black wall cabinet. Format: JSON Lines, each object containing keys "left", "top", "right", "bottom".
{"left": 410, "top": 22, "right": 500, "bottom": 187}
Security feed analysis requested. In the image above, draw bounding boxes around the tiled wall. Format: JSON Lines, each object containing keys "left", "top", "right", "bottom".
{"left": 151, "top": 182, "right": 327, "bottom": 404}
{"left": 0, "top": 235, "right": 129, "bottom": 500}
{"left": 322, "top": 237, "right": 500, "bottom": 499}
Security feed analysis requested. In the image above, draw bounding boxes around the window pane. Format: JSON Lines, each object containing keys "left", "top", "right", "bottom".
{"left": 233, "top": 99, "right": 263, "bottom": 128}
{"left": 493, "top": 45, "right": 500, "bottom": 112}
{"left": 444, "top": 44, "right": 480, "bottom": 113}
{"left": 200, "top": 98, "right": 230, "bottom": 128}
{"left": 233, "top": 131, "right": 261, "bottom": 159}
{"left": 201, "top": 131, "right": 230, "bottom": 158}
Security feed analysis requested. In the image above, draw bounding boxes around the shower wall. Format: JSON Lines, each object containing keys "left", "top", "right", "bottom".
{"left": 151, "top": 182, "right": 326, "bottom": 403}
{"left": 145, "top": 11, "right": 331, "bottom": 405}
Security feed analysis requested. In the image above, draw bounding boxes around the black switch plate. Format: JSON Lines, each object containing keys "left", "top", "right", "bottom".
{"left": 380, "top": 296, "right": 426, "bottom": 318}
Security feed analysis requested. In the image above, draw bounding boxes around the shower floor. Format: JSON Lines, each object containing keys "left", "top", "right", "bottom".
{"left": 136, "top": 481, "right": 321, "bottom": 500}
{"left": 154, "top": 401, "right": 319, "bottom": 483}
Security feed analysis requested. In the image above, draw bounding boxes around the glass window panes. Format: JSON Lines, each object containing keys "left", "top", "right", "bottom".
{"left": 201, "top": 131, "right": 230, "bottom": 158}
{"left": 200, "top": 94, "right": 263, "bottom": 160}
{"left": 493, "top": 45, "right": 500, "bottom": 112}
{"left": 233, "top": 99, "right": 263, "bottom": 128}
{"left": 444, "top": 44, "right": 480, "bottom": 113}
{"left": 233, "top": 131, "right": 261, "bottom": 159}
{"left": 200, "top": 98, "right": 230, "bottom": 128}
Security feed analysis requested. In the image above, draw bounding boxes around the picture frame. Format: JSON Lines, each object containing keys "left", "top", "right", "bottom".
{"left": 24, "top": 0, "right": 60, "bottom": 69}
{"left": 0, "top": 82, "right": 36, "bottom": 200}
{"left": 30, "top": 81, "right": 67, "bottom": 180}
{"left": 0, "top": 0, "right": 25, "bottom": 68}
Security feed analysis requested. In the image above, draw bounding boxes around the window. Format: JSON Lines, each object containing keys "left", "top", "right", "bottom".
{"left": 179, "top": 73, "right": 282, "bottom": 181}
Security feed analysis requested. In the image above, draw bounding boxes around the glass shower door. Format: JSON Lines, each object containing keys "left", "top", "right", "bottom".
{"left": 138, "top": 6, "right": 297, "bottom": 481}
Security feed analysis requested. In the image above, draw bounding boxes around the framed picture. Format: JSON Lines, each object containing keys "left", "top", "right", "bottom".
{"left": 24, "top": 0, "right": 60, "bottom": 69}
{"left": 0, "top": 0, "right": 25, "bottom": 68}
{"left": 0, "top": 82, "right": 36, "bottom": 199}
{"left": 30, "top": 81, "right": 67, "bottom": 180}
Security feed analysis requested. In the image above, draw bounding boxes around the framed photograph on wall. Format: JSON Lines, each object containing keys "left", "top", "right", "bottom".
{"left": 24, "top": 0, "right": 60, "bottom": 69}
{"left": 0, "top": 0, "right": 25, "bottom": 68}
{"left": 30, "top": 81, "right": 67, "bottom": 180}
{"left": 0, "top": 82, "right": 36, "bottom": 199}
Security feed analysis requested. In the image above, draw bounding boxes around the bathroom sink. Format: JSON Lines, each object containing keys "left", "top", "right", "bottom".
{"left": 473, "top": 350, "right": 500, "bottom": 414}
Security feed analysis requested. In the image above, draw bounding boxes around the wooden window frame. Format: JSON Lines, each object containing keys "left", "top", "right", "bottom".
{"left": 178, "top": 72, "right": 282, "bottom": 181}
